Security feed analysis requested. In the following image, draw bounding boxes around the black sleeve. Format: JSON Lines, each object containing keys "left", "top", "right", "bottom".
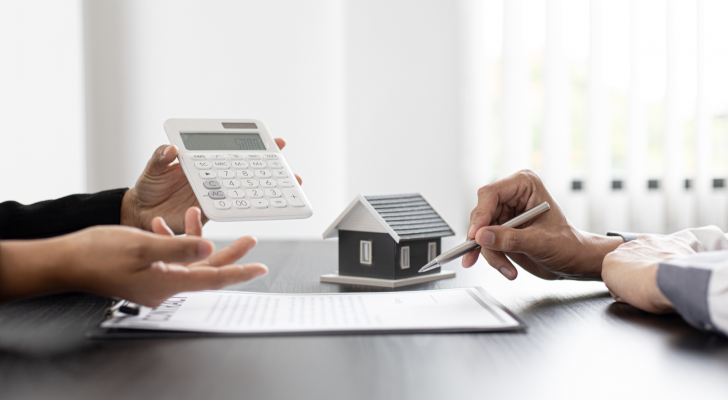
{"left": 0, "top": 188, "right": 128, "bottom": 240}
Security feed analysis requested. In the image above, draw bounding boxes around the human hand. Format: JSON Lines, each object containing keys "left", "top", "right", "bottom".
{"left": 0, "top": 206, "right": 267, "bottom": 306}
{"left": 121, "top": 138, "right": 303, "bottom": 234}
{"left": 463, "top": 170, "right": 623, "bottom": 281}
{"left": 602, "top": 235, "right": 695, "bottom": 313}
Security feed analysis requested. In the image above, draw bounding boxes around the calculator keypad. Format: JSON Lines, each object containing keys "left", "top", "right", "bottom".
{"left": 223, "top": 180, "right": 240, "bottom": 188}
{"left": 209, "top": 190, "right": 226, "bottom": 199}
{"left": 228, "top": 189, "right": 245, "bottom": 198}
{"left": 252, "top": 199, "right": 269, "bottom": 208}
{"left": 237, "top": 170, "right": 255, "bottom": 179}
{"left": 247, "top": 189, "right": 263, "bottom": 198}
{"left": 203, "top": 181, "right": 221, "bottom": 190}
{"left": 213, "top": 200, "right": 231, "bottom": 209}
{"left": 195, "top": 161, "right": 211, "bottom": 170}
{"left": 187, "top": 153, "right": 305, "bottom": 212}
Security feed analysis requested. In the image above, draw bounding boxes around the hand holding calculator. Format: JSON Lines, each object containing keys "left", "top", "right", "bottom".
{"left": 164, "top": 118, "right": 313, "bottom": 222}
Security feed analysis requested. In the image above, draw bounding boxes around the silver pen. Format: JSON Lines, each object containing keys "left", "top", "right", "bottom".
{"left": 418, "top": 201, "right": 551, "bottom": 273}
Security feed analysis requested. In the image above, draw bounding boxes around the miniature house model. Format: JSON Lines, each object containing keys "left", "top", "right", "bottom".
{"left": 321, "top": 193, "right": 456, "bottom": 288}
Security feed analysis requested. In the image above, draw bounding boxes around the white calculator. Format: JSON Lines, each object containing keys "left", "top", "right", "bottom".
{"left": 164, "top": 118, "right": 313, "bottom": 222}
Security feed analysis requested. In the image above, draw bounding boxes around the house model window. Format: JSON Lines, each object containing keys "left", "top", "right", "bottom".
{"left": 427, "top": 242, "right": 437, "bottom": 262}
{"left": 360, "top": 240, "right": 372, "bottom": 265}
{"left": 400, "top": 246, "right": 410, "bottom": 269}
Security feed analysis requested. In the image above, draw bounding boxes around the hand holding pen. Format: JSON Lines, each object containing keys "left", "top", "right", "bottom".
{"left": 420, "top": 201, "right": 551, "bottom": 273}
{"left": 458, "top": 171, "right": 624, "bottom": 281}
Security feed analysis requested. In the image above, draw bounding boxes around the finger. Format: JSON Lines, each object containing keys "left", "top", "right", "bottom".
{"left": 274, "top": 138, "right": 287, "bottom": 150}
{"left": 295, "top": 174, "right": 303, "bottom": 185}
{"left": 205, "top": 236, "right": 258, "bottom": 266}
{"left": 461, "top": 248, "right": 480, "bottom": 268}
{"left": 164, "top": 262, "right": 269, "bottom": 292}
{"left": 468, "top": 170, "right": 543, "bottom": 239}
{"left": 146, "top": 145, "right": 179, "bottom": 175}
{"left": 481, "top": 248, "right": 518, "bottom": 280}
{"left": 184, "top": 207, "right": 203, "bottom": 237}
{"left": 151, "top": 217, "right": 175, "bottom": 237}
{"left": 132, "top": 235, "right": 215, "bottom": 264}
{"left": 475, "top": 225, "right": 540, "bottom": 254}
{"left": 608, "top": 289, "right": 625, "bottom": 303}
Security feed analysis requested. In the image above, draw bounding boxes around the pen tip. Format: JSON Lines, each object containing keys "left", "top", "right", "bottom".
{"left": 418, "top": 261, "right": 436, "bottom": 273}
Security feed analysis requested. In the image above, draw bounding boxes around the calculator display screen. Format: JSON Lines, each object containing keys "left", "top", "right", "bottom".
{"left": 180, "top": 133, "right": 266, "bottom": 151}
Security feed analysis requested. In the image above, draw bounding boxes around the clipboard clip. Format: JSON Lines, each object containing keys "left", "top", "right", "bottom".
{"left": 104, "top": 299, "right": 141, "bottom": 320}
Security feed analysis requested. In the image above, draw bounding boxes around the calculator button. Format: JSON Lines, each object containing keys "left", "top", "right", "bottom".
{"left": 194, "top": 161, "right": 212, "bottom": 170}
{"left": 270, "top": 198, "right": 288, "bottom": 208}
{"left": 212, "top": 161, "right": 230, "bottom": 169}
{"left": 209, "top": 154, "right": 226, "bottom": 160}
{"left": 218, "top": 170, "right": 235, "bottom": 179}
{"left": 255, "top": 170, "right": 272, "bottom": 178}
{"left": 272, "top": 169, "right": 288, "bottom": 178}
{"left": 249, "top": 160, "right": 267, "bottom": 169}
{"left": 245, "top": 154, "right": 262, "bottom": 160}
{"left": 241, "top": 179, "right": 259, "bottom": 188}
{"left": 283, "top": 189, "right": 305, "bottom": 207}
{"left": 203, "top": 180, "right": 222, "bottom": 189}
{"left": 208, "top": 190, "right": 226, "bottom": 199}
{"left": 223, "top": 180, "right": 240, "bottom": 188}
{"left": 188, "top": 154, "right": 207, "bottom": 161}
{"left": 199, "top": 171, "right": 217, "bottom": 179}
{"left": 212, "top": 200, "right": 231, "bottom": 210}
{"left": 267, "top": 160, "right": 283, "bottom": 169}
{"left": 252, "top": 199, "right": 269, "bottom": 209}
{"left": 233, "top": 199, "right": 250, "bottom": 209}
{"left": 263, "top": 153, "right": 278, "bottom": 160}
{"left": 260, "top": 179, "right": 276, "bottom": 187}
{"left": 277, "top": 179, "right": 294, "bottom": 188}
{"left": 227, "top": 154, "right": 245, "bottom": 160}
{"left": 237, "top": 170, "right": 255, "bottom": 179}
{"left": 265, "top": 189, "right": 281, "bottom": 198}
{"left": 247, "top": 189, "right": 263, "bottom": 198}
{"left": 232, "top": 161, "right": 249, "bottom": 169}
{"left": 228, "top": 189, "right": 245, "bottom": 199}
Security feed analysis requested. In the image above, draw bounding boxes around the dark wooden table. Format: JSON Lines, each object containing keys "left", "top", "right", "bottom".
{"left": 1, "top": 240, "right": 727, "bottom": 399}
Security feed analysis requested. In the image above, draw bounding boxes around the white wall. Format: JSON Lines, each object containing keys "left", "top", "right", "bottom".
{"left": 344, "top": 0, "right": 467, "bottom": 234}
{"left": 0, "top": 0, "right": 86, "bottom": 204}
{"left": 83, "top": 0, "right": 347, "bottom": 239}
{"left": 5, "top": 1, "right": 724, "bottom": 240}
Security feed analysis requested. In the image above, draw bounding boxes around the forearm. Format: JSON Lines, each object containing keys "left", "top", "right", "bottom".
{"left": 0, "top": 189, "right": 128, "bottom": 239}
{"left": 0, "top": 239, "right": 71, "bottom": 303}
{"left": 120, "top": 188, "right": 140, "bottom": 229}
{"left": 576, "top": 231, "right": 624, "bottom": 280}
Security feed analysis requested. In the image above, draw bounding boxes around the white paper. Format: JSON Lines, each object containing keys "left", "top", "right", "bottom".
{"left": 101, "top": 288, "right": 521, "bottom": 334}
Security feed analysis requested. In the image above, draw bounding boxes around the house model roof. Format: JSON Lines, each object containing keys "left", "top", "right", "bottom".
{"left": 322, "top": 193, "right": 455, "bottom": 243}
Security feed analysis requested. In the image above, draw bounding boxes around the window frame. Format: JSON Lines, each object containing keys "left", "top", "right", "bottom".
{"left": 400, "top": 246, "right": 410, "bottom": 269}
{"left": 427, "top": 242, "right": 437, "bottom": 262}
{"left": 360, "top": 240, "right": 372, "bottom": 265}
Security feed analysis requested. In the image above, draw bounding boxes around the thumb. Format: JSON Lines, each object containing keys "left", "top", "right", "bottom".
{"left": 135, "top": 235, "right": 215, "bottom": 264}
{"left": 475, "top": 225, "right": 539, "bottom": 254}
{"left": 146, "top": 145, "right": 179, "bottom": 175}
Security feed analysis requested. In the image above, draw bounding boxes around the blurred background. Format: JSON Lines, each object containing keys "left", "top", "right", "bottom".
{"left": 1, "top": 0, "right": 727, "bottom": 240}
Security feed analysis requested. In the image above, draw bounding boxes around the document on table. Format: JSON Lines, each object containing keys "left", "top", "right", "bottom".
{"left": 101, "top": 287, "right": 524, "bottom": 334}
